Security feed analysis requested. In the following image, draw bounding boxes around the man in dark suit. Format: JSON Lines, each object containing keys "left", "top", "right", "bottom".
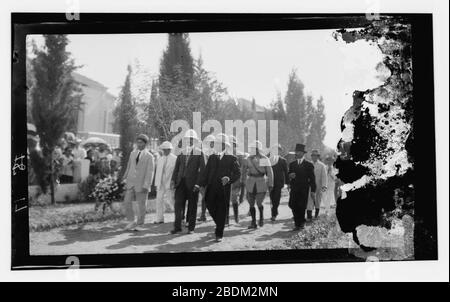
{"left": 170, "top": 129, "right": 205, "bottom": 234}
{"left": 199, "top": 134, "right": 241, "bottom": 242}
{"left": 288, "top": 144, "right": 316, "bottom": 231}
{"left": 268, "top": 144, "right": 289, "bottom": 221}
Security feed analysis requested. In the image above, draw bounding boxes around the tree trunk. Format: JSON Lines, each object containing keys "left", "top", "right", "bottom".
{"left": 49, "top": 156, "right": 56, "bottom": 205}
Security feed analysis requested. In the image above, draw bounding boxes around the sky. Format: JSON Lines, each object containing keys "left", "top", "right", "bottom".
{"left": 29, "top": 30, "right": 384, "bottom": 148}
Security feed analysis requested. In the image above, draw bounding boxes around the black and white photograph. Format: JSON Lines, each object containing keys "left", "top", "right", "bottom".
{"left": 5, "top": 0, "right": 448, "bottom": 284}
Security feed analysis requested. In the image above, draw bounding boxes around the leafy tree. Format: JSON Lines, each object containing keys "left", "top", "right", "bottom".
{"left": 29, "top": 34, "right": 83, "bottom": 204}
{"left": 270, "top": 90, "right": 286, "bottom": 121}
{"left": 306, "top": 95, "right": 326, "bottom": 152}
{"left": 284, "top": 69, "right": 307, "bottom": 143}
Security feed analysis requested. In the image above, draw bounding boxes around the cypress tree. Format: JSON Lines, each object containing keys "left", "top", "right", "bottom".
{"left": 29, "top": 34, "right": 83, "bottom": 204}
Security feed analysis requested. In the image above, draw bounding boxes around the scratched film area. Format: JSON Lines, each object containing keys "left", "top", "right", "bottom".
{"left": 26, "top": 17, "right": 415, "bottom": 261}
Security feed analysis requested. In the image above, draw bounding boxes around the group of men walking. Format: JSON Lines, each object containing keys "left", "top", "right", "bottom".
{"left": 121, "top": 130, "right": 328, "bottom": 242}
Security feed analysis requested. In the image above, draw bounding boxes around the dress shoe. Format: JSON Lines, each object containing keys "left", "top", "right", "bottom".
{"left": 170, "top": 229, "right": 181, "bottom": 235}
{"left": 187, "top": 230, "right": 195, "bottom": 234}
{"left": 248, "top": 223, "right": 257, "bottom": 229}
{"left": 153, "top": 221, "right": 164, "bottom": 224}
{"left": 215, "top": 237, "right": 223, "bottom": 242}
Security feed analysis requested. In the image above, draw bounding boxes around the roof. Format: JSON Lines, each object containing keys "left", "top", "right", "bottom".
{"left": 236, "top": 98, "right": 266, "bottom": 113}
{"left": 72, "top": 72, "right": 116, "bottom": 100}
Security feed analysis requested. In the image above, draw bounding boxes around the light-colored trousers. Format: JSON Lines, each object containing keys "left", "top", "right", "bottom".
{"left": 155, "top": 186, "right": 174, "bottom": 223}
{"left": 307, "top": 190, "right": 322, "bottom": 211}
{"left": 123, "top": 187, "right": 148, "bottom": 225}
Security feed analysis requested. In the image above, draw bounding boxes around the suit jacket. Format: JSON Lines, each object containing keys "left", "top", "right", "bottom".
{"left": 288, "top": 159, "right": 316, "bottom": 207}
{"left": 171, "top": 148, "right": 205, "bottom": 190}
{"left": 270, "top": 156, "right": 289, "bottom": 188}
{"left": 199, "top": 153, "right": 241, "bottom": 188}
{"left": 312, "top": 160, "right": 328, "bottom": 190}
{"left": 243, "top": 154, "right": 274, "bottom": 193}
{"left": 154, "top": 153, "right": 177, "bottom": 190}
{"left": 123, "top": 149, "right": 155, "bottom": 192}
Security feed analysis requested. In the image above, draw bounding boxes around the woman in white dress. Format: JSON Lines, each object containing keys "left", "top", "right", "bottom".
{"left": 321, "top": 156, "right": 337, "bottom": 216}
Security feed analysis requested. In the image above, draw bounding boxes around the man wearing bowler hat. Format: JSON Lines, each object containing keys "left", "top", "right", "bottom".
{"left": 122, "top": 134, "right": 155, "bottom": 231}
{"left": 288, "top": 143, "right": 316, "bottom": 231}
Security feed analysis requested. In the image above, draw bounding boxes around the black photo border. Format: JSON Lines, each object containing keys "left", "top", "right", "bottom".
{"left": 11, "top": 13, "right": 437, "bottom": 270}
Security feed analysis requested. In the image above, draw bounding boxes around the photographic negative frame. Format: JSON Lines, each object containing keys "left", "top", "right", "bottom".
{"left": 11, "top": 13, "right": 437, "bottom": 270}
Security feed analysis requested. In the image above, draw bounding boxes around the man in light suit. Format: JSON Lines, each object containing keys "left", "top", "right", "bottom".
{"left": 306, "top": 149, "right": 328, "bottom": 220}
{"left": 153, "top": 141, "right": 177, "bottom": 224}
{"left": 122, "top": 134, "right": 154, "bottom": 231}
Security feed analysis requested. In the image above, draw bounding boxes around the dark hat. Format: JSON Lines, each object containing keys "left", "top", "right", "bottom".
{"left": 136, "top": 134, "right": 149, "bottom": 144}
{"left": 293, "top": 144, "right": 307, "bottom": 153}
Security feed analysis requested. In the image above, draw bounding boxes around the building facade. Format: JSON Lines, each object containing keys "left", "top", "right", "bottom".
{"left": 73, "top": 72, "right": 120, "bottom": 148}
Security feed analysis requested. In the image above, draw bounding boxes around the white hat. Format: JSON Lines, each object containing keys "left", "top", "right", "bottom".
{"left": 159, "top": 141, "right": 173, "bottom": 150}
{"left": 249, "top": 140, "right": 263, "bottom": 150}
{"left": 183, "top": 129, "right": 199, "bottom": 140}
{"left": 203, "top": 134, "right": 216, "bottom": 144}
{"left": 215, "top": 133, "right": 231, "bottom": 146}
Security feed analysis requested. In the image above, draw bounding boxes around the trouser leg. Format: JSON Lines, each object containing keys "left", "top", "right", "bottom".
{"left": 187, "top": 190, "right": 199, "bottom": 231}
{"left": 136, "top": 191, "right": 148, "bottom": 225}
{"left": 199, "top": 188, "right": 207, "bottom": 220}
{"left": 247, "top": 192, "right": 257, "bottom": 228}
{"left": 215, "top": 190, "right": 227, "bottom": 238}
{"left": 173, "top": 185, "right": 186, "bottom": 231}
{"left": 270, "top": 186, "right": 281, "bottom": 218}
{"left": 155, "top": 188, "right": 165, "bottom": 222}
{"left": 123, "top": 188, "right": 136, "bottom": 222}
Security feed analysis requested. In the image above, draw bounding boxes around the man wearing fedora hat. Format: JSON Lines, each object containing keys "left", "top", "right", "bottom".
{"left": 288, "top": 143, "right": 316, "bottom": 231}
{"left": 307, "top": 149, "right": 328, "bottom": 220}
{"left": 153, "top": 141, "right": 177, "bottom": 224}
{"left": 170, "top": 129, "right": 205, "bottom": 234}
{"left": 122, "top": 134, "right": 155, "bottom": 231}
{"left": 198, "top": 133, "right": 240, "bottom": 242}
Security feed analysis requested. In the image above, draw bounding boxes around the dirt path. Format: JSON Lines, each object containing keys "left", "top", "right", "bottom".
{"left": 29, "top": 193, "right": 354, "bottom": 255}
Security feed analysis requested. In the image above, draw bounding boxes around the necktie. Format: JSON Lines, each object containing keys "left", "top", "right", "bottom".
{"left": 136, "top": 151, "right": 141, "bottom": 165}
{"left": 185, "top": 152, "right": 190, "bottom": 168}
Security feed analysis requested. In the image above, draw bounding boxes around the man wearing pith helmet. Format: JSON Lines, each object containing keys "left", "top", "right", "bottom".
{"left": 242, "top": 140, "right": 274, "bottom": 229}
{"left": 122, "top": 134, "right": 155, "bottom": 231}
{"left": 153, "top": 141, "right": 177, "bottom": 224}
{"left": 170, "top": 129, "right": 205, "bottom": 235}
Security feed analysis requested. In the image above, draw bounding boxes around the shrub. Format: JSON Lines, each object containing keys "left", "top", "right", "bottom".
{"left": 78, "top": 174, "right": 99, "bottom": 202}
